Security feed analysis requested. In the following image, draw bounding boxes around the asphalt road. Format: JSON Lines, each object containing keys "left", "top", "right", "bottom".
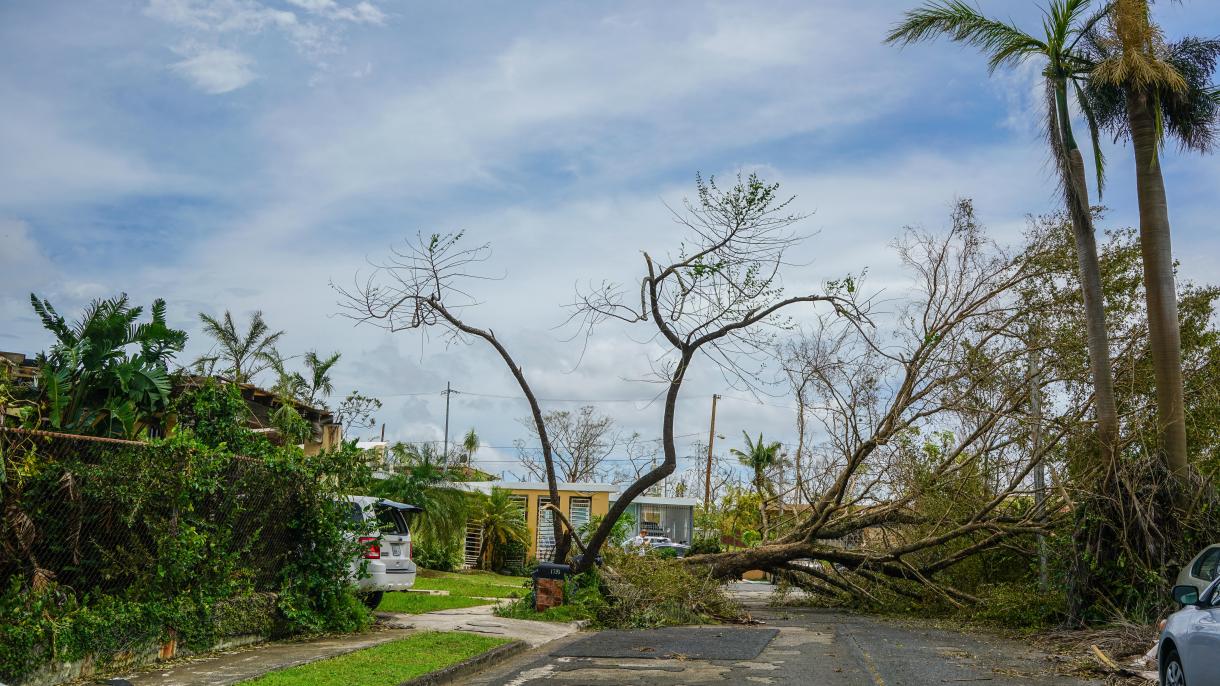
{"left": 464, "top": 583, "right": 1102, "bottom": 686}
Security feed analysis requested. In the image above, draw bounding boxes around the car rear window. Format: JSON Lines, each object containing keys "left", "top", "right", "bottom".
{"left": 374, "top": 505, "right": 409, "bottom": 535}
{"left": 1194, "top": 546, "right": 1220, "bottom": 581}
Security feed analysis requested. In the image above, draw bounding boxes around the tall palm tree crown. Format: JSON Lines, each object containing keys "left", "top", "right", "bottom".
{"left": 887, "top": 0, "right": 1122, "bottom": 472}
{"left": 195, "top": 310, "right": 285, "bottom": 385}
{"left": 1084, "top": 1, "right": 1220, "bottom": 491}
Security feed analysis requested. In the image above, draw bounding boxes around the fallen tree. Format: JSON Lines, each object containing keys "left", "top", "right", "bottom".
{"left": 669, "top": 201, "right": 1088, "bottom": 603}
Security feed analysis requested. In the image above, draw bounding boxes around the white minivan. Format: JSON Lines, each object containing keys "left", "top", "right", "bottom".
{"left": 344, "top": 496, "right": 421, "bottom": 608}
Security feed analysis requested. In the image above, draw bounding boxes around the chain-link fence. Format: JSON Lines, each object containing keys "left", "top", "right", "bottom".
{"left": 0, "top": 426, "right": 299, "bottom": 599}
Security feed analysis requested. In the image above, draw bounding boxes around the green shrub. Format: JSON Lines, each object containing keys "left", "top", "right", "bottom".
{"left": 0, "top": 380, "right": 375, "bottom": 681}
{"left": 413, "top": 537, "right": 464, "bottom": 572}
{"left": 965, "top": 583, "right": 1067, "bottom": 632}
{"left": 688, "top": 536, "right": 722, "bottom": 555}
{"left": 597, "top": 554, "right": 743, "bottom": 629}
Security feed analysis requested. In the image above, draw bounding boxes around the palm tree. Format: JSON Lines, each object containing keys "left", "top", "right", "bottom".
{"left": 730, "top": 431, "right": 783, "bottom": 539}
{"left": 301, "top": 350, "right": 341, "bottom": 407}
{"left": 462, "top": 428, "right": 480, "bottom": 466}
{"left": 1087, "top": 1, "right": 1220, "bottom": 491}
{"left": 375, "top": 442, "right": 472, "bottom": 546}
{"left": 474, "top": 487, "right": 528, "bottom": 569}
{"left": 195, "top": 310, "right": 284, "bottom": 385}
{"left": 888, "top": 0, "right": 1122, "bottom": 471}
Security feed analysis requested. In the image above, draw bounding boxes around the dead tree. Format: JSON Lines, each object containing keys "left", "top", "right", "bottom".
{"left": 684, "top": 200, "right": 1086, "bottom": 604}
{"left": 333, "top": 233, "right": 573, "bottom": 561}
{"left": 518, "top": 405, "right": 622, "bottom": 482}
{"left": 566, "top": 173, "right": 864, "bottom": 571}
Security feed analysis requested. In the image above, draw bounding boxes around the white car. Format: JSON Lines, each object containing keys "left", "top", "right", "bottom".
{"left": 345, "top": 496, "right": 420, "bottom": 608}
{"left": 1159, "top": 578, "right": 1220, "bottom": 686}
{"left": 1175, "top": 543, "right": 1220, "bottom": 595}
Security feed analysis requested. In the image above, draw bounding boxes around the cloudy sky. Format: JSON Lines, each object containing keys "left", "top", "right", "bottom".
{"left": 2, "top": 0, "right": 1218, "bottom": 481}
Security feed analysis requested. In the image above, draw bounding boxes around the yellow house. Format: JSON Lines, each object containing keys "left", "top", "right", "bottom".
{"left": 454, "top": 481, "right": 615, "bottom": 566}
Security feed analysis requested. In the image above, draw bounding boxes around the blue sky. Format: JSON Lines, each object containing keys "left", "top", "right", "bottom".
{"left": 2, "top": 0, "right": 1218, "bottom": 481}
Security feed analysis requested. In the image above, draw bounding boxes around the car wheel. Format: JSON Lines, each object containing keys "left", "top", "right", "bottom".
{"left": 360, "top": 591, "right": 384, "bottom": 609}
{"left": 1163, "top": 649, "right": 1187, "bottom": 686}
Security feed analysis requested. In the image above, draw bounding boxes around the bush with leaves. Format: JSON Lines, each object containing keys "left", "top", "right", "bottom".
{"left": 597, "top": 553, "right": 744, "bottom": 629}
{"left": 25, "top": 293, "right": 187, "bottom": 438}
{"left": 0, "top": 380, "right": 373, "bottom": 682}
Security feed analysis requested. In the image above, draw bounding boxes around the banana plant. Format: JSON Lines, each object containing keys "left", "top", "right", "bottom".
{"left": 28, "top": 293, "right": 187, "bottom": 439}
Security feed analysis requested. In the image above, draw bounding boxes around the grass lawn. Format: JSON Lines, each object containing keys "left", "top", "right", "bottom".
{"left": 413, "top": 576, "right": 528, "bottom": 599}
{"left": 240, "top": 632, "right": 509, "bottom": 686}
{"left": 495, "top": 602, "right": 593, "bottom": 623}
{"left": 375, "top": 592, "right": 493, "bottom": 614}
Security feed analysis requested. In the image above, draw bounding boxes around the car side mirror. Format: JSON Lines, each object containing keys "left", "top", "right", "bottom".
{"left": 1173, "top": 585, "right": 1199, "bottom": 607}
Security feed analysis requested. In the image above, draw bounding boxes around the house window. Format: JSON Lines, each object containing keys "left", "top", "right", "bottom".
{"left": 640, "top": 505, "right": 663, "bottom": 532}
{"left": 536, "top": 497, "right": 555, "bottom": 561}
{"left": 569, "top": 497, "right": 592, "bottom": 536}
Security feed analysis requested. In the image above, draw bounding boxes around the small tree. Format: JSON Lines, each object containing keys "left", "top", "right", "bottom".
{"left": 730, "top": 432, "right": 784, "bottom": 540}
{"left": 195, "top": 310, "right": 284, "bottom": 385}
{"left": 475, "top": 487, "right": 529, "bottom": 569}
{"left": 519, "top": 406, "right": 621, "bottom": 482}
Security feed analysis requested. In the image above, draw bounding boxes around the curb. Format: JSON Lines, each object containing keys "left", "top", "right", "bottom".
{"left": 397, "top": 640, "right": 528, "bottom": 686}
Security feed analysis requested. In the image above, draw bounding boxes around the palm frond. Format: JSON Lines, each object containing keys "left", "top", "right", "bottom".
{"left": 1074, "top": 77, "right": 1108, "bottom": 196}
{"left": 887, "top": 1, "right": 1047, "bottom": 73}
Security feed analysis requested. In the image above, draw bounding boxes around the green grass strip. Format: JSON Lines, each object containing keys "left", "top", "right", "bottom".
{"left": 375, "top": 592, "right": 494, "bottom": 614}
{"left": 413, "top": 577, "right": 527, "bottom": 599}
{"left": 240, "top": 631, "right": 509, "bottom": 686}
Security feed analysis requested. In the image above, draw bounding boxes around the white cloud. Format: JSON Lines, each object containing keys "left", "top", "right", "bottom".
{"left": 147, "top": 0, "right": 386, "bottom": 87}
{"left": 0, "top": 88, "right": 166, "bottom": 208}
{"left": 0, "top": 219, "right": 53, "bottom": 292}
{"left": 171, "top": 46, "right": 257, "bottom": 93}
{"left": 285, "top": 0, "right": 385, "bottom": 24}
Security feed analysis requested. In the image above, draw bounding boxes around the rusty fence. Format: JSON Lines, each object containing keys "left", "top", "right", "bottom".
{"left": 0, "top": 426, "right": 300, "bottom": 599}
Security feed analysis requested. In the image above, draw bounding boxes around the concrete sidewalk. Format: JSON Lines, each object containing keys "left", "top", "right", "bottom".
{"left": 378, "top": 604, "right": 584, "bottom": 648}
{"left": 115, "top": 603, "right": 583, "bottom": 685}
{"left": 118, "top": 628, "right": 414, "bottom": 686}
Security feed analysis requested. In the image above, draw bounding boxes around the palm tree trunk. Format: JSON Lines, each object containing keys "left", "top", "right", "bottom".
{"left": 1055, "top": 79, "right": 1121, "bottom": 471}
{"left": 755, "top": 471, "right": 769, "bottom": 540}
{"left": 1126, "top": 88, "right": 1190, "bottom": 497}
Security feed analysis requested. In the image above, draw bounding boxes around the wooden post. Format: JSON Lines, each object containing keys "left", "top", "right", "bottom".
{"left": 704, "top": 394, "right": 720, "bottom": 512}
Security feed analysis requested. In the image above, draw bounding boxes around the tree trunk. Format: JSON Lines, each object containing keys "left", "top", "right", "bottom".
{"left": 1127, "top": 89, "right": 1190, "bottom": 498}
{"left": 1055, "top": 80, "right": 1120, "bottom": 472}
{"left": 755, "top": 471, "right": 769, "bottom": 540}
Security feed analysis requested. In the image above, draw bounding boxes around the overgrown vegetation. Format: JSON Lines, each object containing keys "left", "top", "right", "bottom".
{"left": 496, "top": 552, "right": 742, "bottom": 629}
{"left": 0, "top": 373, "right": 374, "bottom": 683}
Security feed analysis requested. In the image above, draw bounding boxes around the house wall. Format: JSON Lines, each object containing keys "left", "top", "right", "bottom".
{"left": 620, "top": 503, "right": 694, "bottom": 544}
{"left": 510, "top": 488, "right": 610, "bottom": 561}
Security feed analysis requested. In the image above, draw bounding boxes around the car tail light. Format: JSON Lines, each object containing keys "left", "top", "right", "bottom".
{"left": 359, "top": 536, "right": 380, "bottom": 559}
{"left": 407, "top": 538, "right": 412, "bottom": 560}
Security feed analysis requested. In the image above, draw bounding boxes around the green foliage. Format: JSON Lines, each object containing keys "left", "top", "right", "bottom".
{"left": 413, "top": 537, "right": 464, "bottom": 572}
{"left": 579, "top": 511, "right": 634, "bottom": 550}
{"left": 494, "top": 569, "right": 605, "bottom": 624}
{"left": 194, "top": 310, "right": 284, "bottom": 385}
{"left": 374, "top": 442, "right": 475, "bottom": 547}
{"left": 687, "top": 535, "right": 722, "bottom": 555}
{"left": 596, "top": 554, "right": 743, "bottom": 629}
{"left": 473, "top": 487, "right": 529, "bottom": 569}
{"left": 0, "top": 380, "right": 374, "bottom": 682}
{"left": 26, "top": 293, "right": 188, "bottom": 438}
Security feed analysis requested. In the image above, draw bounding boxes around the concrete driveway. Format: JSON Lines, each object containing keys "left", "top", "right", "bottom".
{"left": 463, "top": 583, "right": 1102, "bottom": 685}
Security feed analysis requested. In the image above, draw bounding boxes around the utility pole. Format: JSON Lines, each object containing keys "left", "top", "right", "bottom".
{"left": 442, "top": 382, "right": 452, "bottom": 467}
{"left": 704, "top": 394, "right": 720, "bottom": 512}
{"left": 1029, "top": 337, "right": 1048, "bottom": 591}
